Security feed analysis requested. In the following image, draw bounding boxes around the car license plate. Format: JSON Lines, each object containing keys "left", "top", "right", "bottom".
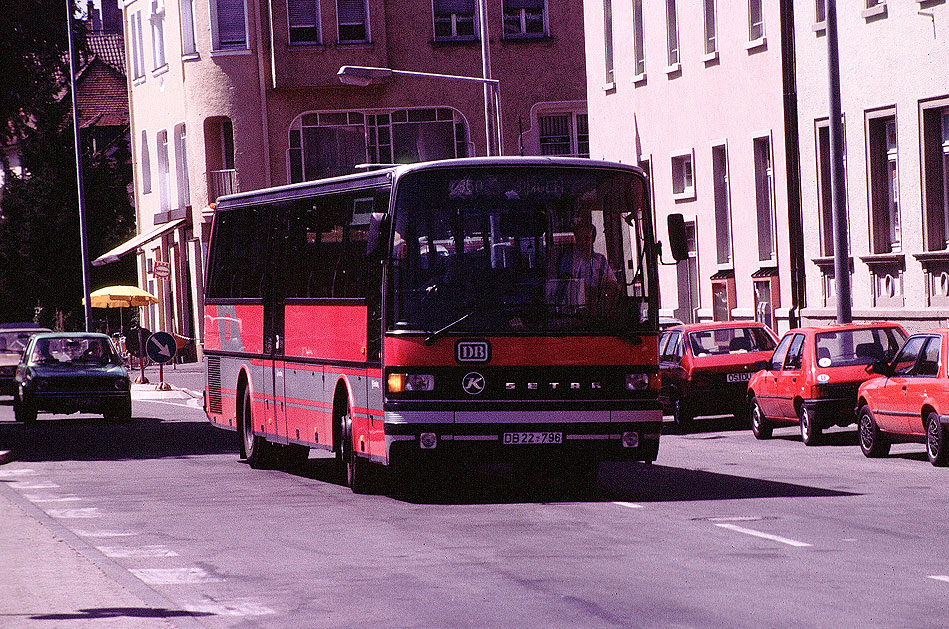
{"left": 503, "top": 432, "right": 563, "bottom": 445}
{"left": 726, "top": 372, "right": 753, "bottom": 383}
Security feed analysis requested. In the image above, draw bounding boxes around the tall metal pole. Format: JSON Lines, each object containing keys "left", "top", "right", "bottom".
{"left": 477, "top": 0, "right": 500, "bottom": 156}
{"left": 66, "top": 0, "right": 93, "bottom": 331}
{"left": 826, "top": 0, "right": 851, "bottom": 323}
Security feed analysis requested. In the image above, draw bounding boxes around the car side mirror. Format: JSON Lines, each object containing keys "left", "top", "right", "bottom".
{"left": 753, "top": 360, "right": 770, "bottom": 372}
{"left": 866, "top": 359, "right": 891, "bottom": 376}
{"left": 366, "top": 212, "right": 387, "bottom": 256}
{"left": 666, "top": 214, "right": 689, "bottom": 262}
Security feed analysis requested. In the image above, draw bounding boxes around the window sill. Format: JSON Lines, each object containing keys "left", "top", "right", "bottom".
{"left": 432, "top": 36, "right": 479, "bottom": 46}
{"left": 602, "top": 81, "right": 616, "bottom": 92}
{"left": 812, "top": 256, "right": 853, "bottom": 270}
{"left": 632, "top": 72, "right": 646, "bottom": 85}
{"left": 744, "top": 37, "right": 767, "bottom": 52}
{"left": 181, "top": 52, "right": 200, "bottom": 61}
{"left": 288, "top": 43, "right": 325, "bottom": 49}
{"left": 672, "top": 189, "right": 695, "bottom": 202}
{"left": 914, "top": 250, "right": 949, "bottom": 263}
{"left": 132, "top": 76, "right": 146, "bottom": 86}
{"left": 151, "top": 64, "right": 169, "bottom": 78}
{"left": 501, "top": 33, "right": 550, "bottom": 42}
{"left": 664, "top": 62, "right": 681, "bottom": 75}
{"left": 860, "top": 252, "right": 905, "bottom": 267}
{"left": 862, "top": 4, "right": 887, "bottom": 19}
{"left": 336, "top": 41, "right": 374, "bottom": 48}
{"left": 701, "top": 51, "right": 718, "bottom": 63}
{"left": 812, "top": 21, "right": 826, "bottom": 33}
{"left": 211, "top": 48, "right": 253, "bottom": 57}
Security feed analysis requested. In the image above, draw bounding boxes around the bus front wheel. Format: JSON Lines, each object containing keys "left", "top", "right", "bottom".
{"left": 341, "top": 408, "right": 372, "bottom": 494}
{"left": 241, "top": 387, "right": 274, "bottom": 469}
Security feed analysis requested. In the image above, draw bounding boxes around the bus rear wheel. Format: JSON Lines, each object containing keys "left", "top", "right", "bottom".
{"left": 241, "top": 387, "right": 274, "bottom": 469}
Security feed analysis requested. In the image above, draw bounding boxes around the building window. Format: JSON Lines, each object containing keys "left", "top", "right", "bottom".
{"left": 603, "top": 0, "right": 614, "bottom": 85}
{"left": 212, "top": 0, "right": 248, "bottom": 50}
{"left": 538, "top": 113, "right": 588, "bottom": 158}
{"left": 712, "top": 144, "right": 731, "bottom": 265}
{"left": 754, "top": 136, "right": 776, "bottom": 262}
{"left": 704, "top": 0, "right": 717, "bottom": 56}
{"left": 671, "top": 152, "right": 693, "bottom": 198}
{"left": 130, "top": 10, "right": 146, "bottom": 79}
{"left": 922, "top": 106, "right": 949, "bottom": 250}
{"left": 815, "top": 0, "right": 825, "bottom": 24}
{"left": 632, "top": 0, "right": 645, "bottom": 77}
{"left": 180, "top": 0, "right": 197, "bottom": 55}
{"left": 666, "top": 0, "right": 679, "bottom": 67}
{"left": 433, "top": 0, "right": 475, "bottom": 40}
{"left": 753, "top": 274, "right": 779, "bottom": 331}
{"left": 289, "top": 109, "right": 469, "bottom": 183}
{"left": 868, "top": 115, "right": 900, "bottom": 253}
{"left": 675, "top": 220, "right": 698, "bottom": 323}
{"left": 711, "top": 272, "right": 735, "bottom": 321}
{"left": 288, "top": 0, "right": 321, "bottom": 44}
{"left": 150, "top": 1, "right": 166, "bottom": 70}
{"left": 141, "top": 131, "right": 152, "bottom": 195}
{"left": 206, "top": 117, "right": 236, "bottom": 200}
{"left": 503, "top": 0, "right": 546, "bottom": 38}
{"left": 749, "top": 0, "right": 764, "bottom": 41}
{"left": 338, "top": 0, "right": 369, "bottom": 43}
{"left": 157, "top": 130, "right": 171, "bottom": 213}
{"left": 174, "top": 124, "right": 190, "bottom": 211}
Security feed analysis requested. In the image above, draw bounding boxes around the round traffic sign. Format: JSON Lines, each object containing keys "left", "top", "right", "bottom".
{"left": 146, "top": 331, "right": 177, "bottom": 364}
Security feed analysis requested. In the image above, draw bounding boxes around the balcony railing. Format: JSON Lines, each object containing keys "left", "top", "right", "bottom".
{"left": 209, "top": 169, "right": 237, "bottom": 201}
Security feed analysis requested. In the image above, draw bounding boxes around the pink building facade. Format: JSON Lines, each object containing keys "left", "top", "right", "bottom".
{"left": 105, "top": 0, "right": 588, "bottom": 354}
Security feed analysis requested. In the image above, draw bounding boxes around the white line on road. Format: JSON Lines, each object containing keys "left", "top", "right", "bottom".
{"left": 97, "top": 545, "right": 180, "bottom": 558}
{"left": 75, "top": 529, "right": 138, "bottom": 538}
{"left": 10, "top": 481, "right": 59, "bottom": 489}
{"left": 928, "top": 575, "right": 949, "bottom": 583}
{"left": 24, "top": 494, "right": 83, "bottom": 503}
{"left": 130, "top": 567, "right": 224, "bottom": 585}
{"left": 613, "top": 502, "right": 643, "bottom": 509}
{"left": 46, "top": 507, "right": 103, "bottom": 519}
{"left": 0, "top": 468, "right": 36, "bottom": 478}
{"left": 715, "top": 523, "right": 812, "bottom": 548}
{"left": 183, "top": 599, "right": 277, "bottom": 617}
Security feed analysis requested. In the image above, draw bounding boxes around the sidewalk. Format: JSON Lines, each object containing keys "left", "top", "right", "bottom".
{"left": 130, "top": 362, "right": 203, "bottom": 402}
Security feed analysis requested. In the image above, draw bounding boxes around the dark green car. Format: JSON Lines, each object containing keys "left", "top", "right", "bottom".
{"left": 14, "top": 332, "right": 132, "bottom": 423}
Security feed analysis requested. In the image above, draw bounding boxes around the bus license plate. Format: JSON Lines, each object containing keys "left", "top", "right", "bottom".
{"left": 726, "top": 372, "right": 753, "bottom": 383}
{"left": 503, "top": 432, "right": 563, "bottom": 445}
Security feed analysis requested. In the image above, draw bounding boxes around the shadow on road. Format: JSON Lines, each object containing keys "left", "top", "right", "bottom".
{"left": 31, "top": 607, "right": 213, "bottom": 621}
{"left": 0, "top": 416, "right": 238, "bottom": 463}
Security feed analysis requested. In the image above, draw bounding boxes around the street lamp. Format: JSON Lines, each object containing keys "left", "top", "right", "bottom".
{"left": 336, "top": 65, "right": 503, "bottom": 156}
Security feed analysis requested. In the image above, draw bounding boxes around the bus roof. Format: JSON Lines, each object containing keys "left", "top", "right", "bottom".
{"left": 213, "top": 157, "right": 646, "bottom": 211}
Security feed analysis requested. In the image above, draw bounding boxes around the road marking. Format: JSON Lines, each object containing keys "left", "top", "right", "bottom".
{"left": 24, "top": 494, "right": 83, "bottom": 503}
{"left": 130, "top": 567, "right": 224, "bottom": 585}
{"left": 46, "top": 507, "right": 103, "bottom": 519}
{"left": 11, "top": 482, "right": 60, "bottom": 489}
{"left": 613, "top": 501, "right": 643, "bottom": 509}
{"left": 707, "top": 516, "right": 765, "bottom": 523}
{"left": 184, "top": 599, "right": 277, "bottom": 617}
{"left": 75, "top": 529, "right": 137, "bottom": 538}
{"left": 928, "top": 575, "right": 949, "bottom": 583}
{"left": 0, "top": 468, "right": 36, "bottom": 478}
{"left": 715, "top": 523, "right": 812, "bottom": 548}
{"left": 97, "top": 545, "right": 179, "bottom": 558}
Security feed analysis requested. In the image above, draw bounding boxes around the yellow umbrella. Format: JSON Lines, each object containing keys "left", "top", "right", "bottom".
{"left": 84, "top": 285, "right": 159, "bottom": 308}
{"left": 83, "top": 286, "right": 159, "bottom": 335}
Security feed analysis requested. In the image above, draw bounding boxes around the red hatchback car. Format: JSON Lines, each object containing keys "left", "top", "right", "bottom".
{"left": 659, "top": 321, "right": 778, "bottom": 431}
{"left": 747, "top": 322, "right": 907, "bottom": 445}
{"left": 855, "top": 329, "right": 949, "bottom": 466}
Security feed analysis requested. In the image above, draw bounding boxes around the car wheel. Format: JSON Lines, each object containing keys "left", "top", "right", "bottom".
{"left": 240, "top": 387, "right": 274, "bottom": 469}
{"left": 749, "top": 396, "right": 772, "bottom": 440}
{"left": 858, "top": 405, "right": 890, "bottom": 458}
{"left": 13, "top": 394, "right": 37, "bottom": 424}
{"left": 926, "top": 411, "right": 949, "bottom": 467}
{"left": 342, "top": 407, "right": 373, "bottom": 494}
{"left": 104, "top": 396, "right": 132, "bottom": 422}
{"left": 672, "top": 398, "right": 692, "bottom": 433}
{"left": 799, "top": 405, "right": 822, "bottom": 446}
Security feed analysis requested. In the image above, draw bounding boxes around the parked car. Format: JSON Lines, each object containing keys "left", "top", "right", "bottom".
{"left": 659, "top": 316, "right": 685, "bottom": 331}
{"left": 855, "top": 329, "right": 949, "bottom": 466}
{"left": 0, "top": 323, "right": 51, "bottom": 395}
{"left": 13, "top": 332, "right": 132, "bottom": 423}
{"left": 659, "top": 321, "right": 778, "bottom": 431}
{"left": 747, "top": 322, "right": 907, "bottom": 445}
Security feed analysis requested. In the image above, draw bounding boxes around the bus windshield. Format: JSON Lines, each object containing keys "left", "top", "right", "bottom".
{"left": 390, "top": 166, "right": 654, "bottom": 335}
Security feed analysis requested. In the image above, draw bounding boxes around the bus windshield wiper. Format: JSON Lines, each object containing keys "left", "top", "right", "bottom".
{"left": 424, "top": 311, "right": 473, "bottom": 346}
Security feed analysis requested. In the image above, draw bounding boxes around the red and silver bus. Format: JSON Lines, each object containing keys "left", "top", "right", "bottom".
{"left": 204, "top": 157, "right": 667, "bottom": 492}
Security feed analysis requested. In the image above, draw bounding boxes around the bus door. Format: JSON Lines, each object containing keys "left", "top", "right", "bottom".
{"left": 262, "top": 208, "right": 287, "bottom": 443}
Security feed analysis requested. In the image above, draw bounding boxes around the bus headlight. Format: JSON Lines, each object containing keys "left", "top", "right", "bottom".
{"left": 625, "top": 373, "right": 650, "bottom": 391}
{"left": 387, "top": 373, "right": 435, "bottom": 394}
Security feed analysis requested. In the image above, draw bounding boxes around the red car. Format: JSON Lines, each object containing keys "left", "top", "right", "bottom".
{"left": 855, "top": 329, "right": 949, "bottom": 466}
{"left": 659, "top": 321, "right": 778, "bottom": 431}
{"left": 747, "top": 322, "right": 907, "bottom": 445}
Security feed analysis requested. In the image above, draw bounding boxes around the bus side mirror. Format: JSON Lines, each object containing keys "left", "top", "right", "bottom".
{"left": 366, "top": 212, "right": 387, "bottom": 256}
{"left": 667, "top": 214, "right": 689, "bottom": 262}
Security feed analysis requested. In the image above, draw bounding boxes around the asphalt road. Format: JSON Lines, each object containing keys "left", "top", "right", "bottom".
{"left": 1, "top": 394, "right": 947, "bottom": 628}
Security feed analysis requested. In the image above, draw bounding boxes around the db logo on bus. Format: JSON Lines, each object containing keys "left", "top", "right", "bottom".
{"left": 456, "top": 340, "right": 491, "bottom": 363}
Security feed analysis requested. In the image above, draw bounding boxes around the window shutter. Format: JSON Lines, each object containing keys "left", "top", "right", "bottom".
{"left": 216, "top": 0, "right": 246, "bottom": 46}
{"left": 337, "top": 0, "right": 365, "bottom": 24}
{"left": 435, "top": 0, "right": 474, "bottom": 13}
{"left": 288, "top": 0, "right": 317, "bottom": 25}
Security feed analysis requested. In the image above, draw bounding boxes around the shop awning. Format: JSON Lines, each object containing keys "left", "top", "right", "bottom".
{"left": 92, "top": 218, "right": 187, "bottom": 266}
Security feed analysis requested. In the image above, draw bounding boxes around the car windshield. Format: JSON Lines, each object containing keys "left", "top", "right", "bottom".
{"left": 389, "top": 166, "right": 655, "bottom": 335}
{"left": 815, "top": 327, "right": 906, "bottom": 367}
{"left": 688, "top": 327, "right": 776, "bottom": 356}
{"left": 30, "top": 337, "right": 120, "bottom": 366}
{"left": 0, "top": 331, "right": 38, "bottom": 355}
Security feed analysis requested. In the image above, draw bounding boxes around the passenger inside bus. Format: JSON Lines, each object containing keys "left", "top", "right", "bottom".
{"left": 546, "top": 215, "right": 619, "bottom": 316}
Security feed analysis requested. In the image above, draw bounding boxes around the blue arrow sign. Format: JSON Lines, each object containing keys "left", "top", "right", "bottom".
{"left": 146, "top": 331, "right": 177, "bottom": 364}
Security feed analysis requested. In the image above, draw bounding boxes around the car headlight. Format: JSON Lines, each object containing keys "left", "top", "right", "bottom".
{"left": 387, "top": 373, "right": 434, "bottom": 393}
{"left": 625, "top": 373, "right": 650, "bottom": 391}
